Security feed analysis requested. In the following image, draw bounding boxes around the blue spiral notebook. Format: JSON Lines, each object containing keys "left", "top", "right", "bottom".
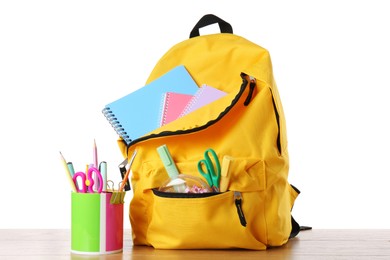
{"left": 102, "top": 65, "right": 199, "bottom": 144}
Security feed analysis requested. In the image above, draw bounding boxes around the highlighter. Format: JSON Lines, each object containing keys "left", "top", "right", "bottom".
{"left": 157, "top": 144, "right": 180, "bottom": 179}
{"left": 219, "top": 155, "right": 233, "bottom": 192}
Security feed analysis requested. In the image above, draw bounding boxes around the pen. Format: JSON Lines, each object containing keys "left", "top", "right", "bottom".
{"left": 119, "top": 149, "right": 138, "bottom": 192}
{"left": 59, "top": 151, "right": 77, "bottom": 192}
{"left": 99, "top": 161, "right": 107, "bottom": 192}
{"left": 67, "top": 162, "right": 75, "bottom": 177}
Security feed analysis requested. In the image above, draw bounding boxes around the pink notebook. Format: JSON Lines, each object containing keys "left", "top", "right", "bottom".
{"left": 159, "top": 92, "right": 193, "bottom": 126}
{"left": 179, "top": 84, "right": 227, "bottom": 117}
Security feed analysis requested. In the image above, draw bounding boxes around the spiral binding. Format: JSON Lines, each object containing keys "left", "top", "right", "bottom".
{"left": 179, "top": 85, "right": 205, "bottom": 117}
{"left": 160, "top": 92, "right": 171, "bottom": 126}
{"left": 102, "top": 107, "right": 131, "bottom": 144}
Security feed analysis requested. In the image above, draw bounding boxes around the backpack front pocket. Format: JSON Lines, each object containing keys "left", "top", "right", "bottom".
{"left": 131, "top": 154, "right": 268, "bottom": 249}
{"left": 146, "top": 189, "right": 267, "bottom": 250}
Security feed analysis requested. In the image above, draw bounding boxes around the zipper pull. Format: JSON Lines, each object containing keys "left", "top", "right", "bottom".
{"left": 244, "top": 76, "right": 256, "bottom": 106}
{"left": 234, "top": 191, "right": 247, "bottom": 227}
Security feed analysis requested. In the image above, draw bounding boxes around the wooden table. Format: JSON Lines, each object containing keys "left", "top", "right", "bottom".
{"left": 0, "top": 229, "right": 389, "bottom": 259}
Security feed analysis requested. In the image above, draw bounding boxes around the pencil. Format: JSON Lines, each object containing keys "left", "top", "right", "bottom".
{"left": 119, "top": 165, "right": 131, "bottom": 192}
{"left": 119, "top": 149, "right": 138, "bottom": 192}
{"left": 59, "top": 151, "right": 77, "bottom": 192}
{"left": 93, "top": 139, "right": 98, "bottom": 168}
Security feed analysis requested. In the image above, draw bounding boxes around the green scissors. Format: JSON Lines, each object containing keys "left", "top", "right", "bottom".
{"left": 197, "top": 148, "right": 221, "bottom": 192}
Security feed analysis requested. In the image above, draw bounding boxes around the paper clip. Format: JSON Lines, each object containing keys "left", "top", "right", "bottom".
{"left": 106, "top": 180, "right": 115, "bottom": 192}
{"left": 110, "top": 181, "right": 126, "bottom": 205}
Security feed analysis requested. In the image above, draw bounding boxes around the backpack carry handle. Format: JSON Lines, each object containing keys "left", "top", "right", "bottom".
{"left": 190, "top": 14, "right": 233, "bottom": 38}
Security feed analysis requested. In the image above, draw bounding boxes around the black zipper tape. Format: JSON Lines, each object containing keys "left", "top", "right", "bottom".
{"left": 125, "top": 74, "right": 251, "bottom": 153}
{"left": 244, "top": 76, "right": 256, "bottom": 106}
{"left": 234, "top": 191, "right": 247, "bottom": 227}
{"left": 270, "top": 89, "right": 281, "bottom": 154}
{"left": 152, "top": 189, "right": 219, "bottom": 198}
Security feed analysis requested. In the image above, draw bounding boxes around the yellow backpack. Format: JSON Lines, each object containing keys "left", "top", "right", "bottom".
{"left": 117, "top": 14, "right": 301, "bottom": 250}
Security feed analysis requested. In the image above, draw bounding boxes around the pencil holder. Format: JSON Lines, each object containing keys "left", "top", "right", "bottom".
{"left": 71, "top": 192, "right": 124, "bottom": 255}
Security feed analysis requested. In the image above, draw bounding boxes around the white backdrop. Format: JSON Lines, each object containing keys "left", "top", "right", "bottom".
{"left": 1, "top": 0, "right": 389, "bottom": 229}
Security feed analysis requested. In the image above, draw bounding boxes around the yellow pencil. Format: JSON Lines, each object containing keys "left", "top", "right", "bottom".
{"left": 59, "top": 151, "right": 77, "bottom": 192}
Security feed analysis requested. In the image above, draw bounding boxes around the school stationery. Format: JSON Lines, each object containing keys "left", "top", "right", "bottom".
{"left": 179, "top": 84, "right": 227, "bottom": 117}
{"left": 157, "top": 174, "right": 212, "bottom": 193}
{"left": 118, "top": 159, "right": 131, "bottom": 191}
{"left": 67, "top": 162, "right": 75, "bottom": 177}
{"left": 116, "top": 14, "right": 302, "bottom": 250}
{"left": 157, "top": 144, "right": 186, "bottom": 192}
{"left": 60, "top": 152, "right": 77, "bottom": 192}
{"left": 104, "top": 180, "right": 125, "bottom": 204}
{"left": 93, "top": 139, "right": 98, "bottom": 168}
{"left": 102, "top": 65, "right": 199, "bottom": 144}
{"left": 156, "top": 144, "right": 180, "bottom": 179}
{"left": 72, "top": 167, "right": 103, "bottom": 193}
{"left": 197, "top": 148, "right": 221, "bottom": 192}
{"left": 71, "top": 192, "right": 123, "bottom": 254}
{"left": 99, "top": 161, "right": 107, "bottom": 192}
{"left": 119, "top": 149, "right": 137, "bottom": 192}
{"left": 65, "top": 141, "right": 126, "bottom": 254}
{"left": 159, "top": 92, "right": 193, "bottom": 126}
{"left": 219, "top": 155, "right": 232, "bottom": 192}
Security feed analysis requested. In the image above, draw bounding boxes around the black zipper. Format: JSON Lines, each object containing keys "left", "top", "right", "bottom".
{"left": 270, "top": 89, "right": 282, "bottom": 154}
{"left": 153, "top": 189, "right": 247, "bottom": 228}
{"left": 244, "top": 76, "right": 256, "bottom": 106}
{"left": 152, "top": 189, "right": 218, "bottom": 198}
{"left": 125, "top": 73, "right": 254, "bottom": 152}
{"left": 234, "top": 191, "right": 247, "bottom": 227}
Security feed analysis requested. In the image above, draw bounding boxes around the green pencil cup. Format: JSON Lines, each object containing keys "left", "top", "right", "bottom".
{"left": 71, "top": 192, "right": 124, "bottom": 255}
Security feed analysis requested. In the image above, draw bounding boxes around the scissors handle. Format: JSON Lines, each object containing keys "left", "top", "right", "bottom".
{"left": 197, "top": 160, "right": 212, "bottom": 185}
{"left": 72, "top": 172, "right": 87, "bottom": 193}
{"left": 87, "top": 167, "right": 103, "bottom": 193}
{"left": 197, "top": 149, "right": 221, "bottom": 190}
{"left": 71, "top": 167, "right": 103, "bottom": 193}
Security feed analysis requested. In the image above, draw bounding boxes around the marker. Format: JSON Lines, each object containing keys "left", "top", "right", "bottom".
{"left": 219, "top": 155, "right": 232, "bottom": 192}
{"left": 59, "top": 152, "right": 77, "bottom": 192}
{"left": 157, "top": 144, "right": 185, "bottom": 192}
{"left": 156, "top": 144, "right": 180, "bottom": 179}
